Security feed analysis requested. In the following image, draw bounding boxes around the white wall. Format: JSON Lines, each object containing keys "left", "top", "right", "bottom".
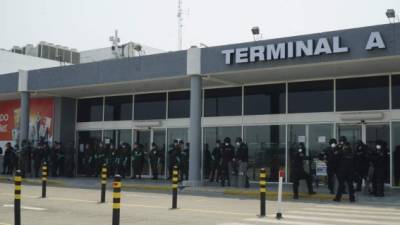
{"left": 0, "top": 50, "right": 62, "bottom": 75}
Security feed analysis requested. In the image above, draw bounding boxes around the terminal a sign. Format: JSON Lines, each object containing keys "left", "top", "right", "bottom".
{"left": 222, "top": 31, "right": 386, "bottom": 65}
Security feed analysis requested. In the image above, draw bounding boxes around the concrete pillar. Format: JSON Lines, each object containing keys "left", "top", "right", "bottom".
{"left": 18, "top": 70, "right": 30, "bottom": 147}
{"left": 188, "top": 75, "right": 202, "bottom": 184}
{"left": 186, "top": 47, "right": 203, "bottom": 186}
{"left": 19, "top": 91, "right": 30, "bottom": 146}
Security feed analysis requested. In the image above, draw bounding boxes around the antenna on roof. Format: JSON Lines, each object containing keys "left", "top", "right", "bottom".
{"left": 177, "top": 0, "right": 183, "bottom": 50}
{"left": 109, "top": 30, "right": 121, "bottom": 58}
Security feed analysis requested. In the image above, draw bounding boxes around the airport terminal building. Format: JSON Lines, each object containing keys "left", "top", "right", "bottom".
{"left": 1, "top": 23, "right": 400, "bottom": 186}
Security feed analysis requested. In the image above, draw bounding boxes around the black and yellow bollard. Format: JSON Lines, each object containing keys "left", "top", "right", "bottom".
{"left": 42, "top": 162, "right": 48, "bottom": 198}
{"left": 15, "top": 170, "right": 22, "bottom": 225}
{"left": 171, "top": 166, "right": 178, "bottom": 209}
{"left": 101, "top": 164, "right": 107, "bottom": 203}
{"left": 112, "top": 175, "right": 121, "bottom": 225}
{"left": 259, "top": 168, "right": 267, "bottom": 217}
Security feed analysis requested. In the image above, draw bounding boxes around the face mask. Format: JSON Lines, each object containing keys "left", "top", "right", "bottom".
{"left": 376, "top": 145, "right": 381, "bottom": 150}
{"left": 331, "top": 143, "right": 336, "bottom": 148}
{"left": 225, "top": 143, "right": 229, "bottom": 146}
{"left": 236, "top": 142, "right": 240, "bottom": 146}
{"left": 340, "top": 142, "right": 344, "bottom": 145}
{"left": 216, "top": 144, "right": 220, "bottom": 148}
{"left": 298, "top": 149, "right": 302, "bottom": 153}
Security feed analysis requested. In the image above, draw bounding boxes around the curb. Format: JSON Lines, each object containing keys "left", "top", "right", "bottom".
{"left": 0, "top": 176, "right": 65, "bottom": 186}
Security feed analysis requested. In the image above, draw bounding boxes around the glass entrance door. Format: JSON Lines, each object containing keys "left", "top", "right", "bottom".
{"left": 338, "top": 123, "right": 390, "bottom": 184}
{"left": 337, "top": 124, "right": 362, "bottom": 150}
{"left": 134, "top": 129, "right": 166, "bottom": 178}
{"left": 366, "top": 124, "right": 390, "bottom": 183}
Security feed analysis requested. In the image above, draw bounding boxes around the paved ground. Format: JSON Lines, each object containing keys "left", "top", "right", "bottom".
{"left": 1, "top": 182, "right": 400, "bottom": 225}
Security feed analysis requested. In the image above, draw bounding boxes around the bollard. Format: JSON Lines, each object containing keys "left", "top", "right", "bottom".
{"left": 112, "top": 175, "right": 122, "bottom": 225}
{"left": 276, "top": 169, "right": 285, "bottom": 220}
{"left": 101, "top": 164, "right": 108, "bottom": 203}
{"left": 171, "top": 166, "right": 179, "bottom": 209}
{"left": 14, "top": 170, "right": 22, "bottom": 225}
{"left": 259, "top": 168, "right": 267, "bottom": 217}
{"left": 42, "top": 162, "right": 48, "bottom": 198}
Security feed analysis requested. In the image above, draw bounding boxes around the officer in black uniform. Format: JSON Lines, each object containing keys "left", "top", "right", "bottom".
{"left": 95, "top": 142, "right": 106, "bottom": 177}
{"left": 209, "top": 140, "right": 222, "bottom": 182}
{"left": 20, "top": 140, "right": 31, "bottom": 177}
{"left": 168, "top": 140, "right": 179, "bottom": 179}
{"left": 394, "top": 146, "right": 400, "bottom": 186}
{"left": 84, "top": 143, "right": 95, "bottom": 177}
{"left": 51, "top": 142, "right": 65, "bottom": 177}
{"left": 149, "top": 143, "right": 160, "bottom": 179}
{"left": 220, "top": 137, "right": 235, "bottom": 187}
{"left": 181, "top": 142, "right": 190, "bottom": 181}
{"left": 370, "top": 141, "right": 388, "bottom": 197}
{"left": 354, "top": 140, "right": 369, "bottom": 192}
{"left": 132, "top": 143, "right": 145, "bottom": 179}
{"left": 291, "top": 143, "right": 316, "bottom": 199}
{"left": 235, "top": 137, "right": 249, "bottom": 188}
{"left": 334, "top": 140, "right": 355, "bottom": 202}
{"left": 2, "top": 142, "right": 14, "bottom": 174}
{"left": 319, "top": 138, "right": 340, "bottom": 194}
{"left": 31, "top": 142, "right": 41, "bottom": 177}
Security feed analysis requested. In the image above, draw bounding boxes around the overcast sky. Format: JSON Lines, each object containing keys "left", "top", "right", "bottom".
{"left": 1, "top": 0, "right": 399, "bottom": 51}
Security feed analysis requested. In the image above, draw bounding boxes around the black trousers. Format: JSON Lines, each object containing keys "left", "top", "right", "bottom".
{"left": 372, "top": 168, "right": 385, "bottom": 196}
{"left": 292, "top": 170, "right": 314, "bottom": 197}
{"left": 335, "top": 173, "right": 355, "bottom": 201}
{"left": 150, "top": 161, "right": 158, "bottom": 179}
{"left": 220, "top": 162, "right": 231, "bottom": 186}
{"left": 209, "top": 161, "right": 220, "bottom": 182}
{"left": 327, "top": 167, "right": 336, "bottom": 193}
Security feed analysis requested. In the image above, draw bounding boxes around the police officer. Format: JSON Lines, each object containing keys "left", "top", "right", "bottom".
{"left": 168, "top": 140, "right": 179, "bottom": 179}
{"left": 95, "top": 142, "right": 106, "bottom": 177}
{"left": 181, "top": 142, "right": 190, "bottom": 181}
{"left": 354, "top": 140, "right": 369, "bottom": 192}
{"left": 220, "top": 137, "right": 235, "bottom": 187}
{"left": 85, "top": 143, "right": 96, "bottom": 177}
{"left": 334, "top": 140, "right": 355, "bottom": 202}
{"left": 32, "top": 142, "right": 43, "bottom": 177}
{"left": 235, "top": 137, "right": 248, "bottom": 188}
{"left": 370, "top": 141, "right": 388, "bottom": 197}
{"left": 52, "top": 142, "right": 65, "bottom": 177}
{"left": 115, "top": 143, "right": 128, "bottom": 178}
{"left": 19, "top": 140, "right": 31, "bottom": 177}
{"left": 2, "top": 142, "right": 14, "bottom": 175}
{"left": 291, "top": 143, "right": 316, "bottom": 199}
{"left": 209, "top": 140, "right": 222, "bottom": 182}
{"left": 132, "top": 143, "right": 145, "bottom": 179}
{"left": 319, "top": 138, "right": 340, "bottom": 194}
{"left": 149, "top": 143, "right": 160, "bottom": 179}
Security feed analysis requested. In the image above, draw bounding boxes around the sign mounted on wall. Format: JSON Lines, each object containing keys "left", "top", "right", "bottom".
{"left": 222, "top": 31, "right": 386, "bottom": 65}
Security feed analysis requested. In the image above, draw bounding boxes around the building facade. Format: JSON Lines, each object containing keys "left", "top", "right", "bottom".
{"left": 1, "top": 23, "right": 400, "bottom": 186}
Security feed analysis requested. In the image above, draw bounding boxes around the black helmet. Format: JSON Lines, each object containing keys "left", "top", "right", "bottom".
{"left": 224, "top": 137, "right": 231, "bottom": 143}
{"left": 328, "top": 138, "right": 337, "bottom": 145}
{"left": 235, "top": 137, "right": 243, "bottom": 143}
{"left": 339, "top": 136, "right": 347, "bottom": 143}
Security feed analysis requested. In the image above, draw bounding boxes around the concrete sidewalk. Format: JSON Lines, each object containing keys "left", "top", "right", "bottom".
{"left": 1, "top": 174, "right": 399, "bottom": 204}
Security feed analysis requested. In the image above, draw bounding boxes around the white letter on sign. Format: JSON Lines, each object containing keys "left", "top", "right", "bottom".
{"left": 365, "top": 32, "right": 386, "bottom": 50}
{"left": 222, "top": 49, "right": 235, "bottom": 64}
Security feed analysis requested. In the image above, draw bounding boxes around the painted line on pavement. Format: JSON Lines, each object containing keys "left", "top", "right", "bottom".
{"left": 302, "top": 207, "right": 400, "bottom": 216}
{"left": 0, "top": 223, "right": 11, "bottom": 225}
{"left": 276, "top": 214, "right": 396, "bottom": 225}
{"left": 3, "top": 204, "right": 47, "bottom": 211}
{"left": 314, "top": 204, "right": 400, "bottom": 212}
{"left": 245, "top": 217, "right": 333, "bottom": 225}
{"left": 288, "top": 210, "right": 400, "bottom": 221}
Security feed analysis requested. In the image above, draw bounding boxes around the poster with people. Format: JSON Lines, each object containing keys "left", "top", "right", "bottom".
{"left": 0, "top": 98, "right": 54, "bottom": 148}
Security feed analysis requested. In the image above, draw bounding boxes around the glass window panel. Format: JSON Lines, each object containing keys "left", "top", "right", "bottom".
{"left": 393, "top": 122, "right": 400, "bottom": 186}
{"left": 244, "top": 125, "right": 286, "bottom": 182}
{"left": 393, "top": 75, "right": 400, "bottom": 109}
{"left": 288, "top": 80, "right": 333, "bottom": 113}
{"left": 134, "top": 93, "right": 166, "bottom": 120}
{"left": 168, "top": 91, "right": 190, "bottom": 118}
{"left": 308, "top": 124, "right": 333, "bottom": 158}
{"left": 204, "top": 87, "right": 242, "bottom": 117}
{"left": 203, "top": 126, "right": 241, "bottom": 179}
{"left": 104, "top": 95, "right": 132, "bottom": 121}
{"left": 336, "top": 76, "right": 389, "bottom": 111}
{"left": 244, "top": 83, "right": 286, "bottom": 115}
{"left": 287, "top": 125, "right": 306, "bottom": 182}
{"left": 77, "top": 98, "right": 103, "bottom": 122}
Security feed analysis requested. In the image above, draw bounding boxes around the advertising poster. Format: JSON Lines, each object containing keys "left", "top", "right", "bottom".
{"left": 0, "top": 98, "right": 54, "bottom": 146}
